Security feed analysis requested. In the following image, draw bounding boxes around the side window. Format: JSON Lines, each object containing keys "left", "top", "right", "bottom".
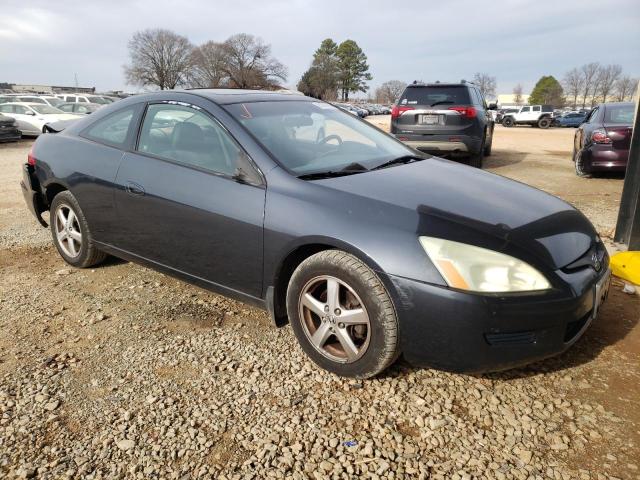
{"left": 77, "top": 105, "right": 88, "bottom": 113}
{"left": 137, "top": 103, "right": 242, "bottom": 177}
{"left": 14, "top": 105, "right": 28, "bottom": 114}
{"left": 521, "top": 106, "right": 531, "bottom": 113}
{"left": 0, "top": 104, "right": 13, "bottom": 113}
{"left": 532, "top": 106, "right": 541, "bottom": 112}
{"left": 587, "top": 108, "right": 599, "bottom": 123}
{"left": 82, "top": 106, "right": 137, "bottom": 147}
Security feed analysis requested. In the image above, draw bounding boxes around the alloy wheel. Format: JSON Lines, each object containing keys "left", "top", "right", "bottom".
{"left": 54, "top": 204, "right": 82, "bottom": 257}
{"left": 298, "top": 275, "right": 371, "bottom": 363}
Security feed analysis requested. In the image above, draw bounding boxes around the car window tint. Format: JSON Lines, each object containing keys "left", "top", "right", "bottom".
{"left": 605, "top": 104, "right": 634, "bottom": 124}
{"left": 399, "top": 86, "right": 471, "bottom": 106}
{"left": 14, "top": 105, "right": 28, "bottom": 114}
{"left": 532, "top": 106, "right": 541, "bottom": 112}
{"left": 587, "top": 108, "right": 599, "bottom": 123}
{"left": 521, "top": 106, "right": 530, "bottom": 112}
{"left": 83, "top": 106, "right": 136, "bottom": 147}
{"left": 0, "top": 104, "right": 12, "bottom": 113}
{"left": 137, "top": 103, "right": 240, "bottom": 176}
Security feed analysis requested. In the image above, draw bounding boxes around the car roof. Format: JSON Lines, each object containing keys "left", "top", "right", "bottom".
{"left": 3, "top": 102, "right": 48, "bottom": 107}
{"left": 406, "top": 82, "right": 471, "bottom": 88}
{"left": 180, "top": 88, "right": 312, "bottom": 105}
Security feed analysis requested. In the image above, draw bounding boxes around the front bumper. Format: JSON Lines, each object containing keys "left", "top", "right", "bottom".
{"left": 382, "top": 267, "right": 610, "bottom": 373}
{"left": 20, "top": 163, "right": 48, "bottom": 227}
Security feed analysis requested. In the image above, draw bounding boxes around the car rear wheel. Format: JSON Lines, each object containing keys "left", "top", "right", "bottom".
{"left": 573, "top": 149, "right": 591, "bottom": 178}
{"left": 483, "top": 131, "right": 493, "bottom": 156}
{"left": 469, "top": 136, "right": 485, "bottom": 168}
{"left": 50, "top": 191, "right": 107, "bottom": 268}
{"left": 286, "top": 250, "right": 399, "bottom": 378}
{"left": 502, "top": 117, "right": 514, "bottom": 127}
{"left": 538, "top": 118, "right": 551, "bottom": 129}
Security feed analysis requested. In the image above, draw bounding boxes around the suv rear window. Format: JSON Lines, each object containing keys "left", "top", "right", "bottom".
{"left": 400, "top": 86, "right": 471, "bottom": 107}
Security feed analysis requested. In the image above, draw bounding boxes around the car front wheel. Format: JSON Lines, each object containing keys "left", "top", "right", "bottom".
{"left": 286, "top": 250, "right": 399, "bottom": 378}
{"left": 50, "top": 190, "right": 107, "bottom": 268}
{"left": 502, "top": 117, "right": 514, "bottom": 127}
{"left": 538, "top": 118, "right": 551, "bottom": 129}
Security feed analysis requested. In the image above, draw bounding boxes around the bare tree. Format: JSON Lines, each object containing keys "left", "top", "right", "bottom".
{"left": 562, "top": 68, "right": 583, "bottom": 109}
{"left": 578, "top": 62, "right": 601, "bottom": 108}
{"left": 597, "top": 64, "right": 623, "bottom": 103}
{"left": 472, "top": 73, "right": 497, "bottom": 97}
{"left": 615, "top": 76, "right": 638, "bottom": 101}
{"left": 124, "top": 29, "right": 194, "bottom": 90}
{"left": 512, "top": 83, "right": 524, "bottom": 105}
{"left": 188, "top": 41, "right": 228, "bottom": 88}
{"left": 375, "top": 80, "right": 406, "bottom": 104}
{"left": 221, "top": 33, "right": 287, "bottom": 89}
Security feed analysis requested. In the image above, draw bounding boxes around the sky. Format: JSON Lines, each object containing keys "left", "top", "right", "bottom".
{"left": 1, "top": 0, "right": 639, "bottom": 97}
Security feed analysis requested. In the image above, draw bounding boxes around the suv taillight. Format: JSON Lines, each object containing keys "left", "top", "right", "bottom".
{"left": 448, "top": 106, "right": 477, "bottom": 119}
{"left": 391, "top": 105, "right": 415, "bottom": 119}
{"left": 591, "top": 129, "right": 612, "bottom": 144}
{"left": 27, "top": 146, "right": 36, "bottom": 166}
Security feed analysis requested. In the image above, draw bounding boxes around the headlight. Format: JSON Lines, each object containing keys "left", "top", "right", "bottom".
{"left": 419, "top": 236, "right": 550, "bottom": 293}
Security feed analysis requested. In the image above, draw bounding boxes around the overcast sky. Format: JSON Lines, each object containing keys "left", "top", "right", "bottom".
{"left": 1, "top": 0, "right": 639, "bottom": 97}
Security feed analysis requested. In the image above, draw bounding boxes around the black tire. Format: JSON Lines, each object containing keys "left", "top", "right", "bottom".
{"left": 538, "top": 117, "right": 551, "bottom": 129}
{"left": 286, "top": 250, "right": 399, "bottom": 378}
{"left": 502, "top": 117, "right": 514, "bottom": 127}
{"left": 469, "top": 136, "right": 485, "bottom": 168}
{"left": 49, "top": 190, "right": 107, "bottom": 268}
{"left": 483, "top": 130, "right": 493, "bottom": 156}
{"left": 573, "top": 149, "right": 591, "bottom": 178}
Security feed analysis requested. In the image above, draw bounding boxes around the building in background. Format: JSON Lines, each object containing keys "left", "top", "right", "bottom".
{"left": 497, "top": 93, "right": 530, "bottom": 108}
{"left": 1, "top": 83, "right": 95, "bottom": 94}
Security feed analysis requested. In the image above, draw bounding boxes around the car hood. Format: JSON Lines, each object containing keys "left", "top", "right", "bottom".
{"left": 314, "top": 157, "right": 596, "bottom": 270}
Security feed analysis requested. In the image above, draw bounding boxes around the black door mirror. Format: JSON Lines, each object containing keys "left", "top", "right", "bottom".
{"left": 488, "top": 103, "right": 498, "bottom": 110}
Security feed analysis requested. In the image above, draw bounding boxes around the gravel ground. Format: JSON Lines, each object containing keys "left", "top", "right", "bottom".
{"left": 1, "top": 126, "right": 639, "bottom": 479}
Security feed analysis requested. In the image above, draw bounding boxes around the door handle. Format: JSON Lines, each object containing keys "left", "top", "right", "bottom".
{"left": 125, "top": 181, "right": 145, "bottom": 196}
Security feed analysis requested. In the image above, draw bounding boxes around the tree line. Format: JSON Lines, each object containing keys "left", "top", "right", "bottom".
{"left": 124, "top": 29, "right": 287, "bottom": 90}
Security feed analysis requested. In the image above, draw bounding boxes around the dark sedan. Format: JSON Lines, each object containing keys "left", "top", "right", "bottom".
{"left": 573, "top": 102, "right": 634, "bottom": 176}
{"left": 0, "top": 113, "right": 21, "bottom": 142}
{"left": 21, "top": 89, "right": 610, "bottom": 378}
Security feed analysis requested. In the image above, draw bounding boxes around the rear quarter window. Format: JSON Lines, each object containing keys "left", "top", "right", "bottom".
{"left": 400, "top": 86, "right": 471, "bottom": 106}
{"left": 81, "top": 106, "right": 138, "bottom": 148}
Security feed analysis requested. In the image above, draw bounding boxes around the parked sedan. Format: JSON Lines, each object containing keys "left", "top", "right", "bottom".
{"left": 0, "top": 103, "right": 80, "bottom": 136}
{"left": 556, "top": 112, "right": 586, "bottom": 128}
{"left": 57, "top": 102, "right": 101, "bottom": 115}
{"left": 573, "top": 102, "right": 634, "bottom": 176}
{"left": 0, "top": 113, "right": 21, "bottom": 142}
{"left": 21, "top": 90, "right": 610, "bottom": 378}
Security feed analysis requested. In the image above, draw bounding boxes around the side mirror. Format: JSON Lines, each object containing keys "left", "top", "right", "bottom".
{"left": 488, "top": 103, "right": 498, "bottom": 110}
{"left": 25, "top": 111, "right": 36, "bottom": 116}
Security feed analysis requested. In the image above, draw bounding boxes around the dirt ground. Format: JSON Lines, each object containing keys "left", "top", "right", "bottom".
{"left": 0, "top": 123, "right": 639, "bottom": 479}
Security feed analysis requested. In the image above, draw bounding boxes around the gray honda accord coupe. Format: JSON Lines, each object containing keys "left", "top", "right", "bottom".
{"left": 21, "top": 89, "right": 611, "bottom": 378}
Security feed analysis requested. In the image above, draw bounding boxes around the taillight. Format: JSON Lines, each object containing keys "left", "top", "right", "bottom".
{"left": 27, "top": 146, "right": 36, "bottom": 166}
{"left": 591, "top": 129, "right": 612, "bottom": 144}
{"left": 391, "top": 105, "right": 415, "bottom": 119}
{"left": 448, "top": 106, "right": 477, "bottom": 119}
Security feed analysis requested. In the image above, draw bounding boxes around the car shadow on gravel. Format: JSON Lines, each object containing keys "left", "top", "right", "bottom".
{"left": 483, "top": 151, "right": 527, "bottom": 169}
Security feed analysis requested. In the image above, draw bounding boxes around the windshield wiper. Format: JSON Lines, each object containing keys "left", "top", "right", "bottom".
{"left": 430, "top": 101, "right": 454, "bottom": 106}
{"left": 297, "top": 162, "right": 369, "bottom": 180}
{"left": 371, "top": 155, "right": 426, "bottom": 171}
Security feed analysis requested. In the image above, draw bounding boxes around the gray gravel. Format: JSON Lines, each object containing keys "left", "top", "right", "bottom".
{"left": 1, "top": 138, "right": 639, "bottom": 479}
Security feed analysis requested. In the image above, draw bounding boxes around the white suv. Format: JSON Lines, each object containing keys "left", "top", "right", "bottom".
{"left": 501, "top": 105, "right": 554, "bottom": 129}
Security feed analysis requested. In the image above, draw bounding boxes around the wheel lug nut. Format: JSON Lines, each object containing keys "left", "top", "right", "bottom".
{"left": 324, "top": 305, "right": 329, "bottom": 312}
{"left": 338, "top": 322, "right": 345, "bottom": 329}
{"left": 334, "top": 308, "right": 341, "bottom": 315}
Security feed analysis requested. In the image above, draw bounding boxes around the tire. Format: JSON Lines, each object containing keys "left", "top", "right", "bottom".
{"left": 50, "top": 190, "right": 107, "bottom": 268}
{"left": 286, "top": 250, "right": 399, "bottom": 378}
{"left": 502, "top": 117, "right": 514, "bottom": 127}
{"left": 483, "top": 130, "right": 493, "bottom": 156}
{"left": 538, "top": 118, "right": 551, "bottom": 129}
{"left": 573, "top": 149, "right": 591, "bottom": 178}
{"left": 469, "top": 136, "right": 485, "bottom": 168}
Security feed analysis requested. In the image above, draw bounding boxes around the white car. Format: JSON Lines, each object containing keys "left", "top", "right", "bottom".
{"left": 0, "top": 103, "right": 80, "bottom": 136}
{"left": 13, "top": 95, "right": 65, "bottom": 108}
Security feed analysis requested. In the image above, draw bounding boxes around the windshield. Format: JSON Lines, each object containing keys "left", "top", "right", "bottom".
{"left": 31, "top": 105, "right": 64, "bottom": 114}
{"left": 399, "top": 86, "right": 471, "bottom": 106}
{"left": 225, "top": 100, "right": 413, "bottom": 176}
{"left": 88, "top": 96, "right": 109, "bottom": 105}
{"left": 45, "top": 97, "right": 64, "bottom": 107}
